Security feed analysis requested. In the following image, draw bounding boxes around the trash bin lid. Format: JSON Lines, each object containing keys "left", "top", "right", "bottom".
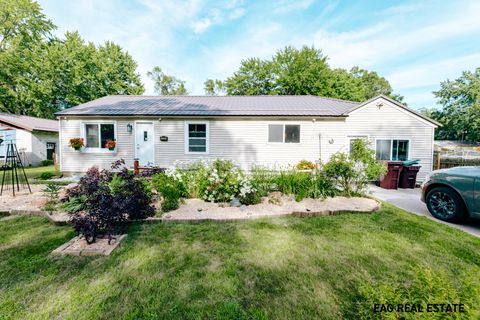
{"left": 403, "top": 159, "right": 420, "bottom": 166}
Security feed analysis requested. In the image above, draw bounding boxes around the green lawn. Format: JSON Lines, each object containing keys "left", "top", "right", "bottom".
{"left": 19, "top": 165, "right": 69, "bottom": 185}
{"left": 1, "top": 204, "right": 479, "bottom": 319}
{"left": 23, "top": 165, "right": 55, "bottom": 182}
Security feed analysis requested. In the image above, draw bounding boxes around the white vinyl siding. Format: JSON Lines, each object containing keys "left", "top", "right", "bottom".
{"left": 344, "top": 99, "right": 435, "bottom": 180}
{"left": 59, "top": 118, "right": 134, "bottom": 172}
{"left": 59, "top": 97, "right": 435, "bottom": 181}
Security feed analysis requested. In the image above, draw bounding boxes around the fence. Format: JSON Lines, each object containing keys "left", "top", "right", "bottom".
{"left": 433, "top": 146, "right": 480, "bottom": 170}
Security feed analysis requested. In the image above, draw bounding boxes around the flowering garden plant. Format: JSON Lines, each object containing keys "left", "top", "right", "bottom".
{"left": 105, "top": 139, "right": 116, "bottom": 150}
{"left": 69, "top": 138, "right": 84, "bottom": 150}
{"left": 162, "top": 159, "right": 257, "bottom": 204}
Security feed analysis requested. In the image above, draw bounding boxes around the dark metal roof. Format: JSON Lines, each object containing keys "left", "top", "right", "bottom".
{"left": 55, "top": 95, "right": 360, "bottom": 117}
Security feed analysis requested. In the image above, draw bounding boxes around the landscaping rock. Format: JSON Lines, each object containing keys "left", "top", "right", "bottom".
{"left": 161, "top": 195, "right": 381, "bottom": 222}
{"left": 229, "top": 198, "right": 241, "bottom": 207}
{"left": 59, "top": 182, "right": 77, "bottom": 200}
{"left": 47, "top": 212, "right": 71, "bottom": 225}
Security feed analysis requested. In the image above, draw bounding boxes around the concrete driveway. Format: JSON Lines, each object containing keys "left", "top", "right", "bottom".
{"left": 369, "top": 185, "right": 480, "bottom": 237}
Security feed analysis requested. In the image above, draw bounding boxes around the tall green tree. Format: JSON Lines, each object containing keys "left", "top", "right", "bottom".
{"left": 0, "top": 0, "right": 54, "bottom": 115}
{"left": 204, "top": 78, "right": 225, "bottom": 95}
{"left": 0, "top": 0, "right": 144, "bottom": 118}
{"left": 147, "top": 66, "right": 188, "bottom": 95}
{"left": 204, "top": 46, "right": 403, "bottom": 103}
{"left": 431, "top": 68, "right": 480, "bottom": 141}
{"left": 350, "top": 66, "right": 404, "bottom": 102}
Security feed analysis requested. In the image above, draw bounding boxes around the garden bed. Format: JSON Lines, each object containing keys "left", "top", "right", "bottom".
{"left": 161, "top": 193, "right": 380, "bottom": 222}
{"left": 0, "top": 184, "right": 47, "bottom": 214}
{"left": 52, "top": 234, "right": 126, "bottom": 256}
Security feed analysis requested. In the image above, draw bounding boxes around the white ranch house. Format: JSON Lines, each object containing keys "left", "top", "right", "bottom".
{"left": 56, "top": 95, "right": 439, "bottom": 181}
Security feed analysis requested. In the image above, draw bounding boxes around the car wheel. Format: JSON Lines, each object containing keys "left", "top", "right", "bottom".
{"left": 426, "top": 187, "right": 465, "bottom": 222}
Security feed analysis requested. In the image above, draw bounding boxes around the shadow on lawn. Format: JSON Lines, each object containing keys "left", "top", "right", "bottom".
{"left": 1, "top": 212, "right": 480, "bottom": 319}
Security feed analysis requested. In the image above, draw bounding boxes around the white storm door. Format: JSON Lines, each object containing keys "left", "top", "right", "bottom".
{"left": 135, "top": 122, "right": 154, "bottom": 166}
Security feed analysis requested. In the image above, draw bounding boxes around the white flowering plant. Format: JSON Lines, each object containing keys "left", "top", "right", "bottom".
{"left": 163, "top": 159, "right": 259, "bottom": 204}
{"left": 201, "top": 159, "right": 256, "bottom": 203}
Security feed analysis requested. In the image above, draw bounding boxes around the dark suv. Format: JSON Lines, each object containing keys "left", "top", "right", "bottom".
{"left": 421, "top": 167, "right": 480, "bottom": 222}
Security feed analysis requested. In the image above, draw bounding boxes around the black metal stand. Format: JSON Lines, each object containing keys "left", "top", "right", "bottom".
{"left": 1, "top": 143, "right": 31, "bottom": 196}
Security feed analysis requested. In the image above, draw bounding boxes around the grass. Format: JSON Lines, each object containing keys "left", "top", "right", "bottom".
{"left": 1, "top": 204, "right": 479, "bottom": 319}
{"left": 18, "top": 165, "right": 68, "bottom": 185}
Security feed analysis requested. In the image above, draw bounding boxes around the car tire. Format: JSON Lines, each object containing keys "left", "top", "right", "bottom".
{"left": 426, "top": 186, "right": 466, "bottom": 223}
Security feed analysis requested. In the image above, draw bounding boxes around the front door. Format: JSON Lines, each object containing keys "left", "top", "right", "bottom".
{"left": 46, "top": 142, "right": 56, "bottom": 160}
{"left": 135, "top": 122, "right": 154, "bottom": 166}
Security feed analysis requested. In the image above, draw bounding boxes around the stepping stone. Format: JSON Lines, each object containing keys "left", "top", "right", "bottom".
{"left": 52, "top": 235, "right": 127, "bottom": 256}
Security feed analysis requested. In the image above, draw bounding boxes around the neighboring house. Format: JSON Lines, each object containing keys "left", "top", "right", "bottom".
{"left": 56, "top": 95, "right": 440, "bottom": 180}
{"left": 0, "top": 113, "right": 59, "bottom": 166}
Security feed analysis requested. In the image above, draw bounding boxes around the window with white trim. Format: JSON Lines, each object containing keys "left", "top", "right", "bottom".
{"left": 348, "top": 136, "right": 368, "bottom": 153}
{"left": 375, "top": 139, "right": 409, "bottom": 161}
{"left": 268, "top": 124, "right": 300, "bottom": 143}
{"left": 185, "top": 122, "right": 208, "bottom": 153}
{"left": 84, "top": 123, "right": 116, "bottom": 149}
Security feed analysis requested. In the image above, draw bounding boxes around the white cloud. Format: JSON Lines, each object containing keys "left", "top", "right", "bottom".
{"left": 190, "top": 0, "right": 245, "bottom": 34}
{"left": 229, "top": 7, "right": 245, "bottom": 19}
{"left": 387, "top": 53, "right": 480, "bottom": 90}
{"left": 273, "top": 0, "right": 315, "bottom": 14}
{"left": 191, "top": 18, "right": 212, "bottom": 33}
{"left": 309, "top": 1, "right": 480, "bottom": 69}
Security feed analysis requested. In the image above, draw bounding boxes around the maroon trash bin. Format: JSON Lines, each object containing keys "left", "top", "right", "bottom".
{"left": 399, "top": 165, "right": 421, "bottom": 189}
{"left": 379, "top": 161, "right": 404, "bottom": 189}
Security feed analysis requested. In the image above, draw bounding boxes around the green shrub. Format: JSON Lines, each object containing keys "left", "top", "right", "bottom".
{"left": 323, "top": 140, "right": 386, "bottom": 196}
{"left": 309, "top": 171, "right": 337, "bottom": 199}
{"left": 164, "top": 161, "right": 209, "bottom": 198}
{"left": 239, "top": 189, "right": 262, "bottom": 205}
{"left": 42, "top": 182, "right": 61, "bottom": 202}
{"left": 274, "top": 169, "right": 337, "bottom": 201}
{"left": 164, "top": 159, "right": 257, "bottom": 204}
{"left": 249, "top": 166, "right": 337, "bottom": 201}
{"left": 62, "top": 195, "right": 88, "bottom": 213}
{"left": 202, "top": 159, "right": 245, "bottom": 202}
{"left": 39, "top": 171, "right": 55, "bottom": 180}
{"left": 152, "top": 173, "right": 181, "bottom": 212}
{"left": 64, "top": 160, "right": 155, "bottom": 243}
{"left": 161, "top": 186, "right": 181, "bottom": 212}
{"left": 322, "top": 153, "right": 362, "bottom": 196}
{"left": 249, "top": 166, "right": 279, "bottom": 197}
{"left": 41, "top": 159, "right": 54, "bottom": 166}
{"left": 43, "top": 201, "right": 57, "bottom": 213}
{"left": 357, "top": 266, "right": 480, "bottom": 319}
{"left": 350, "top": 139, "right": 386, "bottom": 180}
{"left": 275, "top": 170, "right": 311, "bottom": 200}
{"left": 295, "top": 159, "right": 316, "bottom": 170}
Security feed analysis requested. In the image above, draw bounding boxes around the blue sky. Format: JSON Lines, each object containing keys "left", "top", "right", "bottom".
{"left": 38, "top": 0, "right": 480, "bottom": 109}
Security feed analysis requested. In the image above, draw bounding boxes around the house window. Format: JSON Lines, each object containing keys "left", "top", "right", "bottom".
{"left": 392, "top": 140, "right": 409, "bottom": 161}
{"left": 376, "top": 139, "right": 409, "bottom": 161}
{"left": 84, "top": 123, "right": 116, "bottom": 149}
{"left": 185, "top": 122, "right": 208, "bottom": 153}
{"left": 348, "top": 136, "right": 368, "bottom": 153}
{"left": 268, "top": 124, "right": 301, "bottom": 143}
